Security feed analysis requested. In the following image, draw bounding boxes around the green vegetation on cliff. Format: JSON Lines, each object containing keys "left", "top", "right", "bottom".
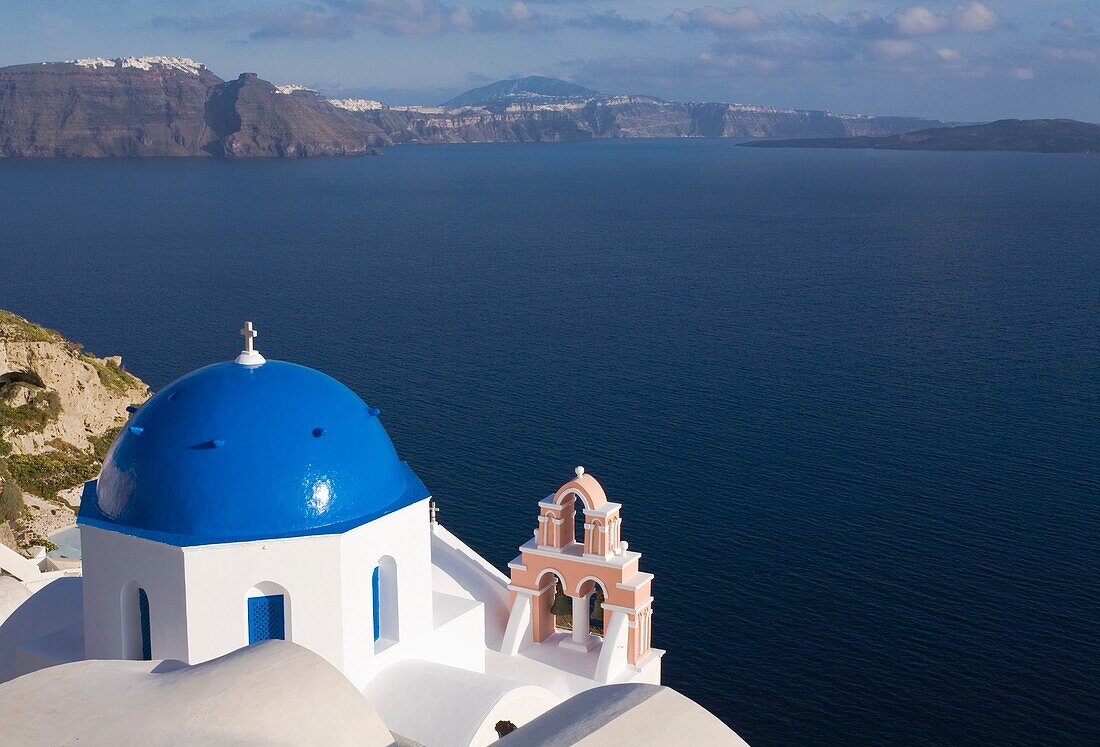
{"left": 91, "top": 426, "right": 123, "bottom": 460}
{"left": 0, "top": 478, "right": 23, "bottom": 522}
{"left": 0, "top": 307, "right": 150, "bottom": 550}
{"left": 83, "top": 355, "right": 142, "bottom": 394}
{"left": 0, "top": 309, "right": 64, "bottom": 342}
{"left": 0, "top": 388, "right": 62, "bottom": 434}
{"left": 7, "top": 441, "right": 99, "bottom": 503}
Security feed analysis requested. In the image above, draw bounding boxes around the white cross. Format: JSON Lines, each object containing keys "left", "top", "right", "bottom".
{"left": 240, "top": 322, "right": 258, "bottom": 353}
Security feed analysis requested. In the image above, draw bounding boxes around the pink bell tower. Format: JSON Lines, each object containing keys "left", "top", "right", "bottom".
{"left": 500, "top": 467, "right": 661, "bottom": 684}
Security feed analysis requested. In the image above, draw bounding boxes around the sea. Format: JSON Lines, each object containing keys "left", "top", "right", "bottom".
{"left": 1, "top": 140, "right": 1097, "bottom": 745}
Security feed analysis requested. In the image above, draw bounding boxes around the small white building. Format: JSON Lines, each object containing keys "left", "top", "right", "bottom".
{"left": 0, "top": 324, "right": 699, "bottom": 746}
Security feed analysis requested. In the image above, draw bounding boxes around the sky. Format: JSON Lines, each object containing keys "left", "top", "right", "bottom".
{"left": 1, "top": 1, "right": 1098, "bottom": 121}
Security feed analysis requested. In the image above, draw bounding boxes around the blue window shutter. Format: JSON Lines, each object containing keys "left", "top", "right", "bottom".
{"left": 138, "top": 588, "right": 151, "bottom": 660}
{"left": 248, "top": 595, "right": 286, "bottom": 644}
{"left": 372, "top": 567, "right": 381, "bottom": 641}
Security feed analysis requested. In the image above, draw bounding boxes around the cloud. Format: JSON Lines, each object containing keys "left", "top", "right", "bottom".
{"left": 1036, "top": 19, "right": 1100, "bottom": 65}
{"left": 671, "top": 6, "right": 769, "bottom": 34}
{"left": 872, "top": 38, "right": 921, "bottom": 59}
{"left": 321, "top": 0, "right": 460, "bottom": 37}
{"left": 568, "top": 11, "right": 656, "bottom": 33}
{"left": 952, "top": 1, "right": 999, "bottom": 33}
{"left": 152, "top": 0, "right": 654, "bottom": 39}
{"left": 249, "top": 10, "right": 356, "bottom": 39}
{"left": 894, "top": 6, "right": 949, "bottom": 36}
{"left": 669, "top": 2, "right": 1003, "bottom": 42}
{"left": 150, "top": 15, "right": 224, "bottom": 33}
{"left": 569, "top": 2, "right": 1022, "bottom": 101}
{"left": 1052, "top": 18, "right": 1092, "bottom": 33}
{"left": 152, "top": 0, "right": 567, "bottom": 39}
{"left": 1010, "top": 66, "right": 1035, "bottom": 80}
{"left": 452, "top": 2, "right": 548, "bottom": 33}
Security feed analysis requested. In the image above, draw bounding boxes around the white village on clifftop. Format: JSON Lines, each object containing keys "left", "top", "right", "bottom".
{"left": 0, "top": 322, "right": 746, "bottom": 745}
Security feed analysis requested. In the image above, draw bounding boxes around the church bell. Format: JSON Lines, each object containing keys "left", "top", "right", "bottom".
{"left": 590, "top": 590, "right": 604, "bottom": 622}
{"left": 550, "top": 580, "right": 571, "bottom": 616}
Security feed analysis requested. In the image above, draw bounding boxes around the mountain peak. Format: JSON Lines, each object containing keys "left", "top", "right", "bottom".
{"left": 442, "top": 76, "right": 599, "bottom": 108}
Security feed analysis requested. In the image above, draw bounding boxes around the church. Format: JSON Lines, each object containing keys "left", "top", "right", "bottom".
{"left": 0, "top": 324, "right": 753, "bottom": 745}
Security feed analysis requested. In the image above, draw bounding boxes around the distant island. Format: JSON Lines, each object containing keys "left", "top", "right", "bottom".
{"left": 742, "top": 119, "right": 1100, "bottom": 154}
{"left": 0, "top": 58, "right": 948, "bottom": 158}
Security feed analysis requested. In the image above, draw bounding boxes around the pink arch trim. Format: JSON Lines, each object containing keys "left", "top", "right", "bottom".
{"left": 552, "top": 473, "right": 608, "bottom": 511}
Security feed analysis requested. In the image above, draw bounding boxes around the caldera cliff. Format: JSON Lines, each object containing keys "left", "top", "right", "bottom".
{"left": 0, "top": 310, "right": 149, "bottom": 552}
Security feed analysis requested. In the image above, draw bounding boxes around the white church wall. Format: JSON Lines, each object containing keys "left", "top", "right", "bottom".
{"left": 423, "top": 591, "right": 486, "bottom": 673}
{"left": 430, "top": 523, "right": 512, "bottom": 648}
{"left": 79, "top": 499, "right": 501, "bottom": 695}
{"left": 180, "top": 533, "right": 344, "bottom": 668}
{"left": 339, "top": 498, "right": 435, "bottom": 689}
{"left": 81, "top": 526, "right": 189, "bottom": 662}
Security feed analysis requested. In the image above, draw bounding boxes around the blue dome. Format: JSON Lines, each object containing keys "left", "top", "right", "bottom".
{"left": 78, "top": 360, "right": 429, "bottom": 546}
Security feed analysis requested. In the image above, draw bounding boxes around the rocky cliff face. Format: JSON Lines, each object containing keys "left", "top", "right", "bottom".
{"left": 205, "top": 74, "right": 389, "bottom": 157}
{"left": 0, "top": 60, "right": 948, "bottom": 154}
{"left": 742, "top": 118, "right": 1100, "bottom": 153}
{"left": 355, "top": 98, "right": 946, "bottom": 144}
{"left": 0, "top": 59, "right": 389, "bottom": 158}
{"left": 0, "top": 310, "right": 149, "bottom": 551}
{"left": 0, "top": 59, "right": 219, "bottom": 157}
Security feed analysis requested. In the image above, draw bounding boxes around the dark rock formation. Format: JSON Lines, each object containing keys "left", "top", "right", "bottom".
{"left": 0, "top": 59, "right": 389, "bottom": 158}
{"left": 0, "top": 60, "right": 219, "bottom": 157}
{"left": 741, "top": 119, "right": 1100, "bottom": 153}
{"left": 204, "top": 74, "right": 388, "bottom": 157}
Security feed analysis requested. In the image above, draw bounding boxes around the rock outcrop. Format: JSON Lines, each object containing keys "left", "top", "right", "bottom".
{"left": 0, "top": 310, "right": 149, "bottom": 551}
{"left": 742, "top": 118, "right": 1100, "bottom": 153}
{"left": 0, "top": 58, "right": 389, "bottom": 158}
{"left": 204, "top": 74, "right": 390, "bottom": 157}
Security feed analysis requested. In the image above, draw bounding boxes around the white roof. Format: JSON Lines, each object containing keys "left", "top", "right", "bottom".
{"left": 0, "top": 640, "right": 396, "bottom": 745}
{"left": 498, "top": 682, "right": 751, "bottom": 746}
{"left": 0, "top": 575, "right": 84, "bottom": 684}
{"left": 367, "top": 659, "right": 558, "bottom": 747}
{"left": 0, "top": 576, "right": 31, "bottom": 624}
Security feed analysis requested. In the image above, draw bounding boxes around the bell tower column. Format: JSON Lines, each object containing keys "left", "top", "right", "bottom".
{"left": 571, "top": 595, "right": 590, "bottom": 642}
{"left": 561, "top": 593, "right": 598, "bottom": 652}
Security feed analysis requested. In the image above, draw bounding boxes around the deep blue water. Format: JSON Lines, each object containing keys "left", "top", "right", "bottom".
{"left": 2, "top": 141, "right": 1098, "bottom": 745}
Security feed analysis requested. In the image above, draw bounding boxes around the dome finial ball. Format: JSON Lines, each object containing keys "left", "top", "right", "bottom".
{"left": 575, "top": 465, "right": 584, "bottom": 477}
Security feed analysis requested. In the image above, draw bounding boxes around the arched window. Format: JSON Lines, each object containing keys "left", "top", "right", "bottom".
{"left": 373, "top": 556, "right": 399, "bottom": 649}
{"left": 246, "top": 581, "right": 290, "bottom": 645}
{"left": 372, "top": 567, "right": 381, "bottom": 641}
{"left": 120, "top": 582, "right": 151, "bottom": 661}
{"left": 572, "top": 496, "right": 586, "bottom": 547}
{"left": 248, "top": 595, "right": 286, "bottom": 644}
{"left": 138, "top": 589, "right": 151, "bottom": 660}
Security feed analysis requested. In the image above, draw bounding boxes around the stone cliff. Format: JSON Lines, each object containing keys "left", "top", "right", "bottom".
{"left": 742, "top": 118, "right": 1100, "bottom": 153}
{"left": 0, "top": 310, "right": 149, "bottom": 551}
{"left": 0, "top": 61, "right": 947, "bottom": 155}
{"left": 0, "top": 58, "right": 389, "bottom": 158}
{"left": 205, "top": 74, "right": 390, "bottom": 157}
{"left": 353, "top": 97, "right": 945, "bottom": 144}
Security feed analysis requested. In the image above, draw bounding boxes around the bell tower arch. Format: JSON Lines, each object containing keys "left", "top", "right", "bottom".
{"left": 502, "top": 467, "right": 659, "bottom": 683}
